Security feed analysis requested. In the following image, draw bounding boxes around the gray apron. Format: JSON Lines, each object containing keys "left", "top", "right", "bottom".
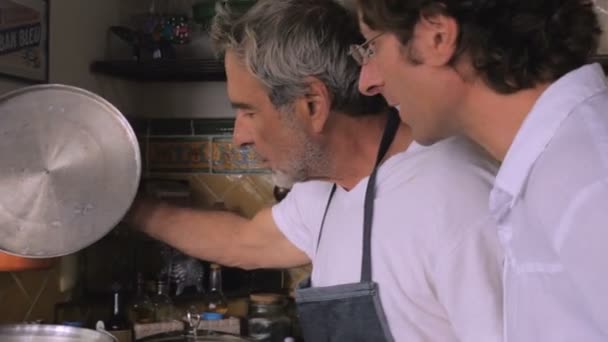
{"left": 294, "top": 109, "right": 400, "bottom": 342}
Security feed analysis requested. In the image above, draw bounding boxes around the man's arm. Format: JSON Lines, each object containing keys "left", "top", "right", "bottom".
{"left": 126, "top": 198, "right": 311, "bottom": 270}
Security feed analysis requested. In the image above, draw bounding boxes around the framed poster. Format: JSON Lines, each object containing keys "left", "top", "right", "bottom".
{"left": 0, "top": 0, "right": 48, "bottom": 83}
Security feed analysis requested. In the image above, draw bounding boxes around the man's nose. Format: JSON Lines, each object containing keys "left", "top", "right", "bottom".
{"left": 358, "top": 62, "right": 384, "bottom": 96}
{"left": 232, "top": 115, "right": 253, "bottom": 148}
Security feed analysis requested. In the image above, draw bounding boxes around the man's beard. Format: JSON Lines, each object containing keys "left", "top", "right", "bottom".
{"left": 270, "top": 132, "right": 329, "bottom": 189}
{"left": 271, "top": 170, "right": 297, "bottom": 189}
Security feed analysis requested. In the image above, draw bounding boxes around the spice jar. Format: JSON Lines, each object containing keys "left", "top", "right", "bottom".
{"left": 247, "top": 294, "right": 291, "bottom": 342}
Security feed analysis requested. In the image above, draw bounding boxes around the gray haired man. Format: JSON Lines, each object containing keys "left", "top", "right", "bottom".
{"left": 127, "top": 0, "right": 504, "bottom": 340}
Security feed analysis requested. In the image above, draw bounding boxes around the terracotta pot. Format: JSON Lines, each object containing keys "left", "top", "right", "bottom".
{"left": 0, "top": 252, "right": 56, "bottom": 272}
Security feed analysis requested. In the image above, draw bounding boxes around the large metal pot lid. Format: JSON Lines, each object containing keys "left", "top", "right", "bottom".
{"left": 0, "top": 84, "right": 141, "bottom": 258}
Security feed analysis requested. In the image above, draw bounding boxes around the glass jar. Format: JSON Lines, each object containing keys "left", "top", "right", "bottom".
{"left": 151, "top": 279, "right": 176, "bottom": 322}
{"left": 128, "top": 273, "right": 155, "bottom": 324}
{"left": 247, "top": 294, "right": 291, "bottom": 342}
{"left": 203, "top": 263, "right": 228, "bottom": 314}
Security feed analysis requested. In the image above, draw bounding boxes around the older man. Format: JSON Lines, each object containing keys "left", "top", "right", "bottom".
{"left": 127, "top": 0, "right": 503, "bottom": 341}
{"left": 355, "top": 0, "right": 608, "bottom": 340}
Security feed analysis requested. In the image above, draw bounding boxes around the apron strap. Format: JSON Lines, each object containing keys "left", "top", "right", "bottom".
{"left": 361, "top": 108, "right": 400, "bottom": 282}
{"left": 316, "top": 184, "right": 337, "bottom": 253}
{"left": 314, "top": 108, "right": 401, "bottom": 282}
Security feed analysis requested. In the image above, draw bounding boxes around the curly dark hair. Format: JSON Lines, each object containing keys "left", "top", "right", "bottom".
{"left": 357, "top": 0, "right": 602, "bottom": 94}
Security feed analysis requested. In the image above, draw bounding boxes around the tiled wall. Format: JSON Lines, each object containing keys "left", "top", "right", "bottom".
{"left": 135, "top": 118, "right": 266, "bottom": 175}
{"left": 136, "top": 117, "right": 311, "bottom": 292}
{"left": 134, "top": 117, "right": 275, "bottom": 215}
{"left": 0, "top": 263, "right": 66, "bottom": 324}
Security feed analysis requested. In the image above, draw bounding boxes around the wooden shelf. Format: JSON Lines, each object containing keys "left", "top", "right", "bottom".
{"left": 90, "top": 59, "right": 226, "bottom": 82}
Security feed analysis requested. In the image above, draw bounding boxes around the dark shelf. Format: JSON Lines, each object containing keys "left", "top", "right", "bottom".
{"left": 90, "top": 59, "right": 226, "bottom": 82}
{"left": 92, "top": 55, "right": 608, "bottom": 83}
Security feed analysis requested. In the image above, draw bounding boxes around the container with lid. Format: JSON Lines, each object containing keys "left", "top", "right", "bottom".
{"left": 128, "top": 273, "right": 155, "bottom": 324}
{"left": 247, "top": 294, "right": 291, "bottom": 342}
{"left": 204, "top": 263, "right": 228, "bottom": 314}
{"left": 201, "top": 312, "right": 224, "bottom": 321}
{"left": 152, "top": 280, "right": 176, "bottom": 322}
{"left": 0, "top": 324, "right": 116, "bottom": 342}
{"left": 139, "top": 330, "right": 250, "bottom": 341}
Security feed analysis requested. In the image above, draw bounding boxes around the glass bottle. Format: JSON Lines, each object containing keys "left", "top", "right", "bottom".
{"left": 127, "top": 273, "right": 155, "bottom": 324}
{"left": 106, "top": 282, "right": 133, "bottom": 342}
{"left": 204, "top": 263, "right": 228, "bottom": 314}
{"left": 247, "top": 294, "right": 291, "bottom": 342}
{"left": 151, "top": 279, "right": 175, "bottom": 322}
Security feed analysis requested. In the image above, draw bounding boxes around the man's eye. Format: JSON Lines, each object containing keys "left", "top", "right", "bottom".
{"left": 239, "top": 111, "right": 255, "bottom": 118}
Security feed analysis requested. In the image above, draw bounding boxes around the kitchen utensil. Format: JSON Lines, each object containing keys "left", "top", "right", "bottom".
{"left": 140, "top": 330, "right": 251, "bottom": 341}
{"left": 0, "top": 324, "right": 116, "bottom": 342}
{"left": 0, "top": 251, "right": 56, "bottom": 271}
{"left": 0, "top": 84, "right": 141, "bottom": 258}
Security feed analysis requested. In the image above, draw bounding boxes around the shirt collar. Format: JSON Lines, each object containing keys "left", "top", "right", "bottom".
{"left": 493, "top": 63, "right": 608, "bottom": 204}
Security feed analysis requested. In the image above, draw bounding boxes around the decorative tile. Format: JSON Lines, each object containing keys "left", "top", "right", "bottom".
{"left": 0, "top": 272, "right": 12, "bottom": 292}
{"left": 222, "top": 179, "right": 270, "bottom": 218}
{"left": 11, "top": 272, "right": 32, "bottom": 302}
{"left": 21, "top": 270, "right": 56, "bottom": 322}
{"left": 146, "top": 137, "right": 211, "bottom": 173}
{"left": 188, "top": 177, "right": 221, "bottom": 208}
{"left": 244, "top": 175, "right": 276, "bottom": 204}
{"left": 134, "top": 119, "right": 270, "bottom": 174}
{"left": 0, "top": 263, "right": 63, "bottom": 324}
{"left": 211, "top": 137, "right": 267, "bottom": 173}
{"left": 0, "top": 276, "right": 29, "bottom": 323}
{"left": 190, "top": 174, "right": 241, "bottom": 201}
{"left": 0, "top": 272, "right": 15, "bottom": 312}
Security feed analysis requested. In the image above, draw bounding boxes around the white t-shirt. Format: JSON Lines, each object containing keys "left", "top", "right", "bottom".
{"left": 273, "top": 137, "right": 504, "bottom": 342}
{"left": 491, "top": 63, "right": 608, "bottom": 341}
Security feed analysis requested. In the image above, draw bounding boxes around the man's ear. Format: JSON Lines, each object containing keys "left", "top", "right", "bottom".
{"left": 414, "top": 13, "right": 459, "bottom": 66}
{"left": 298, "top": 77, "right": 331, "bottom": 134}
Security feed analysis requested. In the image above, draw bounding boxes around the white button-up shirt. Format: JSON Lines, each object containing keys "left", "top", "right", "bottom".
{"left": 490, "top": 63, "right": 608, "bottom": 341}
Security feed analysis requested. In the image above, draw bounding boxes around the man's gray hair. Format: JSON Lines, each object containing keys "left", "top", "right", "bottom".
{"left": 210, "top": 0, "right": 387, "bottom": 116}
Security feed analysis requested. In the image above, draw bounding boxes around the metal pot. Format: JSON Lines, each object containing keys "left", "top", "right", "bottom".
{"left": 140, "top": 331, "right": 251, "bottom": 342}
{"left": 0, "top": 324, "right": 116, "bottom": 342}
{"left": 0, "top": 251, "right": 56, "bottom": 271}
{"left": 0, "top": 84, "right": 141, "bottom": 258}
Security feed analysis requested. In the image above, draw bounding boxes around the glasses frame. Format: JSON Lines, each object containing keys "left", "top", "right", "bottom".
{"left": 349, "top": 32, "right": 384, "bottom": 66}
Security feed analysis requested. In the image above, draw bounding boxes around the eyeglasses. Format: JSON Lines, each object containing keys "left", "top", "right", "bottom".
{"left": 349, "top": 32, "right": 384, "bottom": 66}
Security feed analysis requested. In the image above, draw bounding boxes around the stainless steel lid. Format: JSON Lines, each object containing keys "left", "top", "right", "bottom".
{"left": 0, "top": 84, "right": 141, "bottom": 257}
{"left": 140, "top": 331, "right": 251, "bottom": 342}
{"left": 0, "top": 324, "right": 116, "bottom": 342}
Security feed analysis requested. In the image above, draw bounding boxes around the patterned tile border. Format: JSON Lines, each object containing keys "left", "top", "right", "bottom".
{"left": 211, "top": 136, "right": 267, "bottom": 173}
{"left": 141, "top": 137, "right": 212, "bottom": 173}
{"left": 132, "top": 118, "right": 269, "bottom": 174}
